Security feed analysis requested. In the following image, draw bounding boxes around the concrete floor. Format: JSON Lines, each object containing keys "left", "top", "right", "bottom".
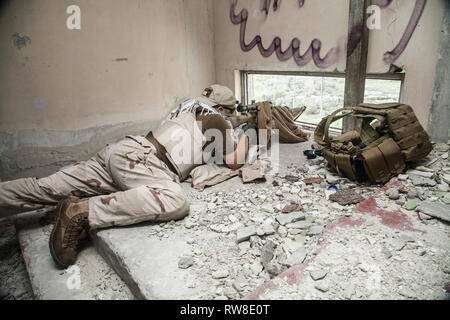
{"left": 1, "top": 138, "right": 449, "bottom": 300}
{"left": 90, "top": 139, "right": 450, "bottom": 300}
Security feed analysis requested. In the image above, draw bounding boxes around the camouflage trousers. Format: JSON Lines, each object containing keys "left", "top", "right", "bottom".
{"left": 0, "top": 136, "right": 190, "bottom": 229}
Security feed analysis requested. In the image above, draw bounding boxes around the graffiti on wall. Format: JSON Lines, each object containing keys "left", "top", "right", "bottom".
{"left": 383, "top": 0, "right": 427, "bottom": 65}
{"left": 230, "top": 0, "right": 428, "bottom": 68}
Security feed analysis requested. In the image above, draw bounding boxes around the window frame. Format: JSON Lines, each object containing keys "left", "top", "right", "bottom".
{"left": 239, "top": 70, "right": 405, "bottom": 132}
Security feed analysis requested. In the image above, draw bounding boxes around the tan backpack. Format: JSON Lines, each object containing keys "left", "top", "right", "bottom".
{"left": 314, "top": 103, "right": 433, "bottom": 184}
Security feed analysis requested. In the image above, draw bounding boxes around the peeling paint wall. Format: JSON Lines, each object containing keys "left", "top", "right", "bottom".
{"left": 0, "top": 0, "right": 215, "bottom": 180}
{"left": 214, "top": 0, "right": 445, "bottom": 130}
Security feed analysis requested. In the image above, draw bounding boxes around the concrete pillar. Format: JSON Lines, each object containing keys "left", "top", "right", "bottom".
{"left": 428, "top": 0, "right": 450, "bottom": 143}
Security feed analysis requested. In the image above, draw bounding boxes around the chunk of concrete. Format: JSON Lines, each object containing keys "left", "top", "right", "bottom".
{"left": 307, "top": 225, "right": 324, "bottom": 236}
{"left": 417, "top": 202, "right": 450, "bottom": 223}
{"left": 282, "top": 239, "right": 305, "bottom": 253}
{"left": 260, "top": 240, "right": 276, "bottom": 267}
{"left": 409, "top": 175, "right": 437, "bottom": 187}
{"left": 382, "top": 247, "right": 393, "bottom": 259}
{"left": 91, "top": 223, "right": 220, "bottom": 300}
{"left": 178, "top": 256, "right": 195, "bottom": 269}
{"left": 315, "top": 282, "right": 330, "bottom": 292}
{"left": 386, "top": 189, "right": 400, "bottom": 200}
{"left": 284, "top": 247, "right": 307, "bottom": 267}
{"left": 232, "top": 275, "right": 248, "bottom": 292}
{"left": 212, "top": 270, "right": 229, "bottom": 279}
{"left": 443, "top": 174, "right": 450, "bottom": 185}
{"left": 407, "top": 190, "right": 420, "bottom": 199}
{"left": 310, "top": 269, "right": 328, "bottom": 281}
{"left": 407, "top": 170, "right": 434, "bottom": 179}
{"left": 275, "top": 212, "right": 306, "bottom": 226}
{"left": 286, "top": 221, "right": 313, "bottom": 230}
{"left": 257, "top": 223, "right": 275, "bottom": 236}
{"left": 236, "top": 226, "right": 258, "bottom": 243}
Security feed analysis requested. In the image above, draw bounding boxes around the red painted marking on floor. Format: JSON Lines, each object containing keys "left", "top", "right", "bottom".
{"left": 245, "top": 254, "right": 315, "bottom": 299}
{"left": 355, "top": 197, "right": 424, "bottom": 234}
{"left": 245, "top": 216, "right": 366, "bottom": 300}
{"left": 246, "top": 179, "right": 423, "bottom": 300}
{"left": 325, "top": 217, "right": 365, "bottom": 235}
{"left": 283, "top": 263, "right": 310, "bottom": 285}
{"left": 245, "top": 277, "right": 283, "bottom": 300}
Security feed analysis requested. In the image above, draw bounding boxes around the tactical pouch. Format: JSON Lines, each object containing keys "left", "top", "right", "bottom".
{"left": 362, "top": 138, "right": 405, "bottom": 184}
{"left": 314, "top": 103, "right": 430, "bottom": 185}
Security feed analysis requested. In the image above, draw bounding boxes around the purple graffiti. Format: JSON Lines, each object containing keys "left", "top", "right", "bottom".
{"left": 231, "top": 0, "right": 427, "bottom": 68}
{"left": 261, "top": 0, "right": 270, "bottom": 15}
{"left": 383, "top": 0, "right": 427, "bottom": 65}
{"left": 273, "top": 0, "right": 281, "bottom": 12}
{"left": 347, "top": 0, "right": 427, "bottom": 59}
{"left": 231, "top": 0, "right": 340, "bottom": 69}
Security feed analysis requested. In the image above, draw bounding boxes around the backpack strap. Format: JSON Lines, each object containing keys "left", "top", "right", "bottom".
{"left": 314, "top": 108, "right": 353, "bottom": 147}
{"left": 358, "top": 103, "right": 402, "bottom": 109}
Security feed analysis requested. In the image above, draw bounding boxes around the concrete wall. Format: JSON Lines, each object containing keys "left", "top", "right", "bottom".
{"left": 0, "top": 0, "right": 446, "bottom": 180}
{"left": 0, "top": 0, "right": 215, "bottom": 180}
{"left": 214, "top": 0, "right": 445, "bottom": 129}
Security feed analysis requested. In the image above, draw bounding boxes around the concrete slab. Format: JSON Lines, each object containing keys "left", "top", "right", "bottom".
{"left": 14, "top": 208, "right": 134, "bottom": 300}
{"left": 91, "top": 212, "right": 240, "bottom": 300}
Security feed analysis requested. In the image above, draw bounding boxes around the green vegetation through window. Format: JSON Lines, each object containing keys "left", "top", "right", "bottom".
{"left": 246, "top": 73, "right": 402, "bottom": 130}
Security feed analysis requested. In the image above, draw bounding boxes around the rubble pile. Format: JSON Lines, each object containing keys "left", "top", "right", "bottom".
{"left": 395, "top": 143, "right": 450, "bottom": 220}
{"left": 157, "top": 142, "right": 450, "bottom": 300}
{"left": 1, "top": 141, "right": 449, "bottom": 300}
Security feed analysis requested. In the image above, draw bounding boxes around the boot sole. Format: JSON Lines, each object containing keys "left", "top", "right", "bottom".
{"left": 49, "top": 198, "right": 75, "bottom": 269}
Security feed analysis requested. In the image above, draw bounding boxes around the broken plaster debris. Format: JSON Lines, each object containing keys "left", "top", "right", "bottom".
{"left": 2, "top": 141, "right": 450, "bottom": 300}
{"left": 202, "top": 142, "right": 448, "bottom": 299}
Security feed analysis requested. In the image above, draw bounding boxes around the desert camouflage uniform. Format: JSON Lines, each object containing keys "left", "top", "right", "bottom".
{"left": 0, "top": 135, "right": 189, "bottom": 229}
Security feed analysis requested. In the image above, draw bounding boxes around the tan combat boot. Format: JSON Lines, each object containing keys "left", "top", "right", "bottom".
{"left": 49, "top": 196, "right": 89, "bottom": 268}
